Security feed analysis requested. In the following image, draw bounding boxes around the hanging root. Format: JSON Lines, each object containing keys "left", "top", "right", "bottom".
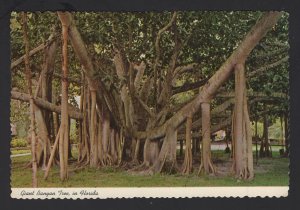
{"left": 181, "top": 151, "right": 193, "bottom": 175}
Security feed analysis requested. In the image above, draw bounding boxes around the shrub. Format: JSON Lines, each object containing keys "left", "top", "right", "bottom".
{"left": 11, "top": 138, "right": 28, "bottom": 148}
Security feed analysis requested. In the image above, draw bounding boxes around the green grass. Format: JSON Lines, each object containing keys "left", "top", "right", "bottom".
{"left": 10, "top": 151, "right": 289, "bottom": 188}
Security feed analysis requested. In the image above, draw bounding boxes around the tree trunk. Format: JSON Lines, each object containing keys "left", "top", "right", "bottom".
{"left": 110, "top": 129, "right": 118, "bottom": 164}
{"left": 232, "top": 63, "right": 254, "bottom": 180}
{"left": 133, "top": 139, "right": 141, "bottom": 162}
{"left": 34, "top": 106, "right": 51, "bottom": 168}
{"left": 142, "top": 138, "right": 159, "bottom": 167}
{"left": 182, "top": 114, "right": 193, "bottom": 174}
{"left": 198, "top": 102, "right": 215, "bottom": 175}
{"left": 29, "top": 35, "right": 58, "bottom": 169}
{"left": 90, "top": 90, "right": 98, "bottom": 167}
{"left": 148, "top": 127, "right": 178, "bottom": 174}
{"left": 97, "top": 115, "right": 104, "bottom": 165}
{"left": 44, "top": 127, "right": 61, "bottom": 180}
{"left": 58, "top": 14, "right": 70, "bottom": 181}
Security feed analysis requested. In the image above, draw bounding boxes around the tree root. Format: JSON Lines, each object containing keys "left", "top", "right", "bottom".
{"left": 128, "top": 162, "right": 150, "bottom": 172}
{"left": 198, "top": 158, "right": 216, "bottom": 175}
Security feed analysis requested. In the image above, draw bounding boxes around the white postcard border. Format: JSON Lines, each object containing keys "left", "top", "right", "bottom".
{"left": 11, "top": 187, "right": 288, "bottom": 199}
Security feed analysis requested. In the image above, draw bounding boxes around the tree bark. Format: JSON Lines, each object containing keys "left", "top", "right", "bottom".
{"left": 232, "top": 63, "right": 254, "bottom": 180}
{"left": 147, "top": 127, "right": 178, "bottom": 174}
{"left": 102, "top": 116, "right": 112, "bottom": 165}
{"left": 44, "top": 127, "right": 61, "bottom": 180}
{"left": 198, "top": 102, "right": 215, "bottom": 175}
{"left": 89, "top": 90, "right": 98, "bottom": 167}
{"left": 142, "top": 139, "right": 160, "bottom": 167}
{"left": 182, "top": 114, "right": 193, "bottom": 174}
{"left": 58, "top": 13, "right": 70, "bottom": 181}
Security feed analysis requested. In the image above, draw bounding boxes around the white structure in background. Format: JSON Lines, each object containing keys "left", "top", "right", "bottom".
{"left": 213, "top": 130, "right": 226, "bottom": 141}
{"left": 11, "top": 123, "right": 17, "bottom": 137}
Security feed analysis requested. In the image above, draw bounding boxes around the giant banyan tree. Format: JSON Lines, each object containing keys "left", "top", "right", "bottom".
{"left": 10, "top": 11, "right": 289, "bottom": 185}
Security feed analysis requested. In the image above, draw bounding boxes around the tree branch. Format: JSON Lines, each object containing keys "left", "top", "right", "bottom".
{"left": 11, "top": 35, "right": 56, "bottom": 69}
{"left": 11, "top": 90, "right": 83, "bottom": 120}
{"left": 248, "top": 55, "right": 289, "bottom": 77}
{"left": 153, "top": 12, "right": 177, "bottom": 103}
{"left": 172, "top": 78, "right": 209, "bottom": 95}
{"left": 134, "top": 11, "right": 282, "bottom": 140}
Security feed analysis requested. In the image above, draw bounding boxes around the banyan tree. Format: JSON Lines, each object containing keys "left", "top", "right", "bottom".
{"left": 10, "top": 11, "right": 289, "bottom": 185}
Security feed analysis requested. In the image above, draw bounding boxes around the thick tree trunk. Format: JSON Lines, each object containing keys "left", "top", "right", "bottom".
{"left": 232, "top": 63, "right": 254, "bottom": 180}
{"left": 148, "top": 128, "right": 178, "bottom": 174}
{"left": 141, "top": 138, "right": 159, "bottom": 167}
{"left": 198, "top": 102, "right": 215, "bottom": 175}
{"left": 182, "top": 114, "right": 193, "bottom": 174}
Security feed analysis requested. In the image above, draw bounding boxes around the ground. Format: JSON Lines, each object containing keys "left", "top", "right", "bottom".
{"left": 10, "top": 148, "right": 289, "bottom": 187}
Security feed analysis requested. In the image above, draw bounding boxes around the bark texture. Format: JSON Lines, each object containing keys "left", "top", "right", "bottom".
{"left": 198, "top": 102, "right": 215, "bottom": 175}
{"left": 58, "top": 13, "right": 70, "bottom": 181}
{"left": 181, "top": 114, "right": 193, "bottom": 174}
{"left": 232, "top": 63, "right": 254, "bottom": 180}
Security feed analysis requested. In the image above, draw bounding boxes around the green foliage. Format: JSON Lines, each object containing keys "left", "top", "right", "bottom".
{"left": 268, "top": 118, "right": 285, "bottom": 140}
{"left": 10, "top": 11, "right": 289, "bottom": 138}
{"left": 11, "top": 138, "right": 28, "bottom": 148}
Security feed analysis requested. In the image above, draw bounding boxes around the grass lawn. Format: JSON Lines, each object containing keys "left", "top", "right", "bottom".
{"left": 10, "top": 150, "right": 289, "bottom": 187}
